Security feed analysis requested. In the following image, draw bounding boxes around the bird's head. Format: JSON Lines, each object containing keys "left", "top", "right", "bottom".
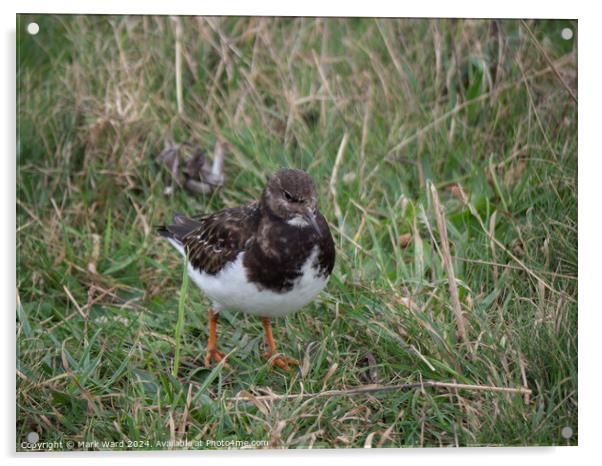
{"left": 261, "top": 168, "right": 321, "bottom": 235}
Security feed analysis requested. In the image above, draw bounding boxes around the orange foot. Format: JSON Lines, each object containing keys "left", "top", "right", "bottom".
{"left": 262, "top": 352, "right": 299, "bottom": 371}
{"left": 261, "top": 317, "right": 298, "bottom": 372}
{"left": 204, "top": 348, "right": 225, "bottom": 367}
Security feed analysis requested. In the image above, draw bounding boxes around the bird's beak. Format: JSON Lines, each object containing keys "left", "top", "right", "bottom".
{"left": 303, "top": 209, "right": 321, "bottom": 236}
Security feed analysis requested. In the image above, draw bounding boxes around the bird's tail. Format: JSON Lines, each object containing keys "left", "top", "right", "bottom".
{"left": 157, "top": 214, "right": 201, "bottom": 241}
{"left": 157, "top": 213, "right": 201, "bottom": 242}
{"left": 157, "top": 214, "right": 203, "bottom": 259}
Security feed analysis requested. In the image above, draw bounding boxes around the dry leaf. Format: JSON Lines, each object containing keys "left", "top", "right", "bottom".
{"left": 87, "top": 233, "right": 101, "bottom": 274}
{"left": 359, "top": 352, "right": 380, "bottom": 384}
{"left": 447, "top": 183, "right": 469, "bottom": 204}
{"left": 156, "top": 140, "right": 226, "bottom": 195}
{"left": 398, "top": 233, "right": 412, "bottom": 248}
{"left": 363, "top": 431, "right": 376, "bottom": 448}
{"left": 511, "top": 238, "right": 524, "bottom": 256}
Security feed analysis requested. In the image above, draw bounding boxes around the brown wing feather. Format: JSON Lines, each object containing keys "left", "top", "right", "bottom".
{"left": 180, "top": 203, "right": 261, "bottom": 274}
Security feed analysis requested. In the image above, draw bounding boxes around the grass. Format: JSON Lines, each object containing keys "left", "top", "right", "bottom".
{"left": 172, "top": 255, "right": 189, "bottom": 378}
{"left": 16, "top": 15, "right": 577, "bottom": 449}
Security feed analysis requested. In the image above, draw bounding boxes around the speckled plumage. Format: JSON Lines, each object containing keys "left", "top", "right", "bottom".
{"left": 158, "top": 168, "right": 335, "bottom": 315}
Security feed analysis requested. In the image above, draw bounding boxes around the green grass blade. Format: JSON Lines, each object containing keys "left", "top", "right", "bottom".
{"left": 172, "top": 257, "right": 189, "bottom": 377}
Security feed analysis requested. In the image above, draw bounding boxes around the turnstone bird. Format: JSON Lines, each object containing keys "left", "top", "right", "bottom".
{"left": 158, "top": 168, "right": 335, "bottom": 370}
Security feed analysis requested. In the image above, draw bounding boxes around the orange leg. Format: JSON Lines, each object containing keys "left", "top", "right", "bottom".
{"left": 261, "top": 317, "right": 299, "bottom": 371}
{"left": 204, "top": 308, "right": 225, "bottom": 367}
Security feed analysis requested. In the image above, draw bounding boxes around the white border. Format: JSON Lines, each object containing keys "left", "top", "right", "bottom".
{"left": 3, "top": 1, "right": 599, "bottom": 465}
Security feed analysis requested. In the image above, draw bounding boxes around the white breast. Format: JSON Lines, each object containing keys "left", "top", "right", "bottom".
{"left": 183, "top": 246, "right": 328, "bottom": 318}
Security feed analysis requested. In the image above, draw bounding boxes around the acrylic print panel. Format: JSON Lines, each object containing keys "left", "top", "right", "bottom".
{"left": 16, "top": 14, "right": 577, "bottom": 451}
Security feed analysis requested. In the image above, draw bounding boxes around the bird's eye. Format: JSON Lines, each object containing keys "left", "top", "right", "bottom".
{"left": 283, "top": 191, "right": 294, "bottom": 202}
